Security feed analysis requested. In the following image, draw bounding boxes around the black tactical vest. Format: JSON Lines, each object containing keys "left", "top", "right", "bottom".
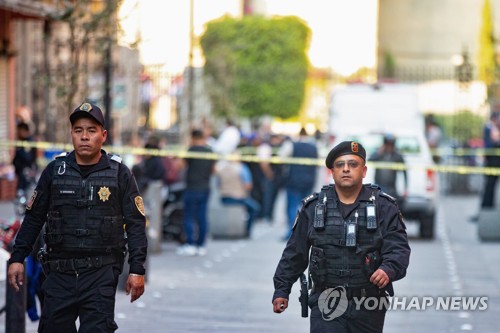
{"left": 45, "top": 154, "right": 125, "bottom": 254}
{"left": 309, "top": 184, "right": 383, "bottom": 289}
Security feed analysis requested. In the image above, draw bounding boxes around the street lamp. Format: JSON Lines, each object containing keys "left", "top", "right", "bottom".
{"left": 187, "top": 0, "right": 195, "bottom": 134}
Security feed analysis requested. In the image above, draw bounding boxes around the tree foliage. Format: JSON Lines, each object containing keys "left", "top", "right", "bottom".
{"left": 434, "top": 111, "right": 485, "bottom": 145}
{"left": 38, "top": 0, "right": 122, "bottom": 142}
{"left": 477, "top": 0, "right": 496, "bottom": 87}
{"left": 200, "top": 15, "right": 311, "bottom": 119}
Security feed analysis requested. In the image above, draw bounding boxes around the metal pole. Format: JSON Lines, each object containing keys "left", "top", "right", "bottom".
{"left": 104, "top": 38, "right": 113, "bottom": 144}
{"left": 187, "top": 0, "right": 194, "bottom": 135}
{"left": 5, "top": 261, "right": 26, "bottom": 333}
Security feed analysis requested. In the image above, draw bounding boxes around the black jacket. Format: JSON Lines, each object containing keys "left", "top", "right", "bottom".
{"left": 9, "top": 150, "right": 148, "bottom": 275}
{"left": 272, "top": 184, "right": 410, "bottom": 301}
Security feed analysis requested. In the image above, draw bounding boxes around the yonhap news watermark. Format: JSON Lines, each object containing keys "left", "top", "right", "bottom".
{"left": 318, "top": 287, "right": 488, "bottom": 321}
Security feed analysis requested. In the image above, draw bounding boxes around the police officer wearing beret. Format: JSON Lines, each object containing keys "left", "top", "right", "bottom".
{"left": 8, "top": 102, "right": 148, "bottom": 333}
{"left": 272, "top": 141, "right": 410, "bottom": 333}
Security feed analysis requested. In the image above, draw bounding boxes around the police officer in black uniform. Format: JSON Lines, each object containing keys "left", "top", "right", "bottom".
{"left": 272, "top": 141, "right": 410, "bottom": 333}
{"left": 8, "top": 102, "right": 148, "bottom": 333}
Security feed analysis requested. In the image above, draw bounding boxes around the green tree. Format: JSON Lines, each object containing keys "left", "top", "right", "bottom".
{"left": 37, "top": 0, "right": 123, "bottom": 142}
{"left": 477, "top": 0, "right": 496, "bottom": 88}
{"left": 200, "top": 15, "right": 310, "bottom": 119}
{"left": 434, "top": 111, "right": 484, "bottom": 145}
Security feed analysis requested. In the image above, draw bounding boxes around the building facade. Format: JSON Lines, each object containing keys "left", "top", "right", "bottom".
{"left": 377, "top": 0, "right": 500, "bottom": 80}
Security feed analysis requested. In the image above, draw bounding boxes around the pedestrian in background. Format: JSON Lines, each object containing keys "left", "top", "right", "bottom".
{"left": 266, "top": 134, "right": 287, "bottom": 223}
{"left": 176, "top": 129, "right": 215, "bottom": 256}
{"left": 279, "top": 127, "right": 318, "bottom": 240}
{"left": 425, "top": 114, "right": 443, "bottom": 163}
{"left": 480, "top": 111, "right": 500, "bottom": 208}
{"left": 213, "top": 118, "right": 241, "bottom": 155}
{"left": 369, "top": 134, "right": 408, "bottom": 201}
{"left": 132, "top": 136, "right": 166, "bottom": 194}
{"left": 215, "top": 155, "right": 260, "bottom": 238}
{"left": 272, "top": 141, "right": 410, "bottom": 333}
{"left": 7, "top": 102, "right": 148, "bottom": 333}
{"left": 12, "top": 121, "right": 37, "bottom": 194}
{"left": 255, "top": 133, "right": 275, "bottom": 223}
{"left": 12, "top": 119, "right": 43, "bottom": 322}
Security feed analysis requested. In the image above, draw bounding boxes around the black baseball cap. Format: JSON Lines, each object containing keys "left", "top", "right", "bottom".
{"left": 70, "top": 102, "right": 105, "bottom": 128}
{"left": 325, "top": 140, "right": 366, "bottom": 168}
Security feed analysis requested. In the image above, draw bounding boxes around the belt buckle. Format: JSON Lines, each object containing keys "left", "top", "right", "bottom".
{"left": 84, "top": 257, "right": 93, "bottom": 268}
{"left": 94, "top": 256, "right": 102, "bottom": 268}
{"left": 75, "top": 229, "right": 89, "bottom": 236}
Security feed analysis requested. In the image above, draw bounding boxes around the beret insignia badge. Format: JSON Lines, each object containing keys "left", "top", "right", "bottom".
{"left": 79, "top": 102, "right": 93, "bottom": 112}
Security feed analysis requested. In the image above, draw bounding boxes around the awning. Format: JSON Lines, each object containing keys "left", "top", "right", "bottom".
{"left": 0, "top": 0, "right": 60, "bottom": 20}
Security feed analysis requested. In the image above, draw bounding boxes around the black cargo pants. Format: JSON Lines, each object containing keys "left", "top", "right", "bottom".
{"left": 308, "top": 291, "right": 387, "bottom": 333}
{"left": 38, "top": 264, "right": 121, "bottom": 333}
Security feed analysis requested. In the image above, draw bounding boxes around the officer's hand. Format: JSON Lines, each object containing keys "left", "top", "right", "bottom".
{"left": 7, "top": 263, "right": 25, "bottom": 292}
{"left": 273, "top": 297, "right": 288, "bottom": 313}
{"left": 370, "top": 268, "right": 390, "bottom": 289}
{"left": 126, "top": 274, "right": 145, "bottom": 303}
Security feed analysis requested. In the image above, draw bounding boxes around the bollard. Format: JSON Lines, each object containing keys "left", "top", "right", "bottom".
{"left": 144, "top": 180, "right": 163, "bottom": 254}
{"left": 5, "top": 261, "right": 26, "bottom": 333}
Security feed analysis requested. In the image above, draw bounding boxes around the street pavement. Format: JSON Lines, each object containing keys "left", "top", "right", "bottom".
{"left": 0, "top": 190, "right": 499, "bottom": 332}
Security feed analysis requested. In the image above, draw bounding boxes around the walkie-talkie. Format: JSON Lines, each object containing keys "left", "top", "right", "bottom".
{"left": 366, "top": 204, "right": 377, "bottom": 230}
{"left": 313, "top": 196, "right": 326, "bottom": 230}
{"left": 345, "top": 223, "right": 357, "bottom": 247}
{"left": 345, "top": 211, "right": 358, "bottom": 247}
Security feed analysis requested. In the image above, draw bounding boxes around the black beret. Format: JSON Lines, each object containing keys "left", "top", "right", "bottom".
{"left": 70, "top": 102, "right": 105, "bottom": 128}
{"left": 325, "top": 141, "right": 366, "bottom": 168}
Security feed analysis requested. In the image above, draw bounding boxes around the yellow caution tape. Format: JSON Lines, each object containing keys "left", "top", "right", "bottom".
{"left": 431, "top": 147, "right": 500, "bottom": 157}
{"left": 1, "top": 140, "right": 500, "bottom": 176}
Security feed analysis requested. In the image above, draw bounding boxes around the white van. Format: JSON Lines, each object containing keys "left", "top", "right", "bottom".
{"left": 328, "top": 83, "right": 438, "bottom": 239}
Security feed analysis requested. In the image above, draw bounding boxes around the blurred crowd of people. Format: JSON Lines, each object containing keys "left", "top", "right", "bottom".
{"left": 131, "top": 121, "right": 321, "bottom": 256}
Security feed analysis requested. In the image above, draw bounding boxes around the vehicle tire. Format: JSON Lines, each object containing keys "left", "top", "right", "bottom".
{"left": 419, "top": 213, "right": 435, "bottom": 239}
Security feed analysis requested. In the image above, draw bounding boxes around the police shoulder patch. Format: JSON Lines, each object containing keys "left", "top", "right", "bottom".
{"left": 134, "top": 196, "right": 146, "bottom": 216}
{"left": 26, "top": 190, "right": 37, "bottom": 211}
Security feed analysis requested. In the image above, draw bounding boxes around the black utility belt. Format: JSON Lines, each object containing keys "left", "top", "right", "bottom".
{"left": 319, "top": 286, "right": 386, "bottom": 299}
{"left": 45, "top": 255, "right": 117, "bottom": 273}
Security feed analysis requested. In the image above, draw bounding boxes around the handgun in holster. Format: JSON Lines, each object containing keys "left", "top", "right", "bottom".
{"left": 37, "top": 247, "right": 49, "bottom": 275}
{"left": 298, "top": 273, "right": 309, "bottom": 318}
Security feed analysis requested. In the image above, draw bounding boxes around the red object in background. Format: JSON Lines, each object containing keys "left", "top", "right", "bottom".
{"left": 0, "top": 219, "right": 21, "bottom": 251}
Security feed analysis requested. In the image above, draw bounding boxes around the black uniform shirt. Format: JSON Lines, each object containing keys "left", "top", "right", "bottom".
{"left": 9, "top": 150, "right": 148, "bottom": 275}
{"left": 272, "top": 184, "right": 411, "bottom": 301}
